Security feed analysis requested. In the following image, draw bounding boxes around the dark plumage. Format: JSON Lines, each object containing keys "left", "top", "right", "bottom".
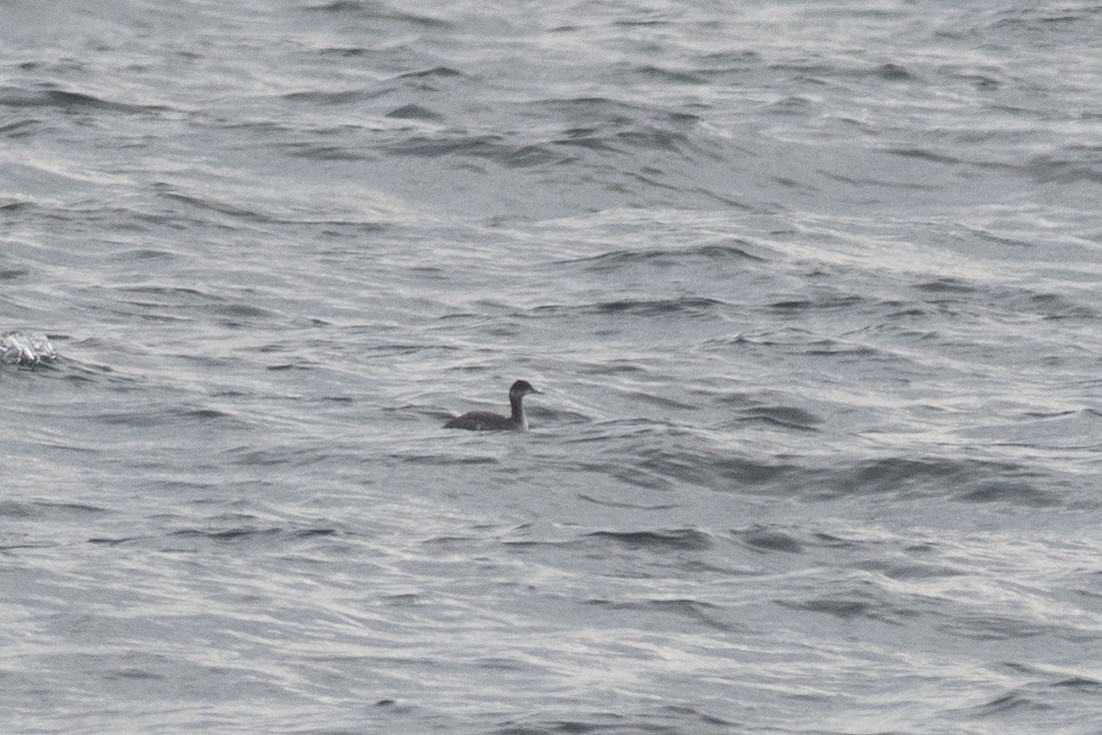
{"left": 444, "top": 380, "right": 542, "bottom": 431}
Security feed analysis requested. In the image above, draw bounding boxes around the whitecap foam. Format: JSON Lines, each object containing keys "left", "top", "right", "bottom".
{"left": 1, "top": 332, "right": 58, "bottom": 366}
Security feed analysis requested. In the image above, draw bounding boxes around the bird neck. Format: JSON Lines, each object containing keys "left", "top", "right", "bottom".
{"left": 510, "top": 394, "right": 528, "bottom": 430}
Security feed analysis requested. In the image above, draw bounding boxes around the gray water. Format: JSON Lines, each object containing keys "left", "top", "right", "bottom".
{"left": 3, "top": 1, "right": 1102, "bottom": 733}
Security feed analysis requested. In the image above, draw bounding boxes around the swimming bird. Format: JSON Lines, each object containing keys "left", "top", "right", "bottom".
{"left": 444, "top": 380, "right": 542, "bottom": 431}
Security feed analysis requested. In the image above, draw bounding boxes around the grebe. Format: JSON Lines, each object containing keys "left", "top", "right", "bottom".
{"left": 444, "top": 380, "right": 542, "bottom": 431}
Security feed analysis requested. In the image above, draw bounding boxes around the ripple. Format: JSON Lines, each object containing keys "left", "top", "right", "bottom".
{"left": 585, "top": 528, "right": 713, "bottom": 552}
{"left": 734, "top": 526, "right": 804, "bottom": 554}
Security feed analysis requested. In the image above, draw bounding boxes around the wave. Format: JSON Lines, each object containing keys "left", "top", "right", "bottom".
{"left": 0, "top": 86, "right": 165, "bottom": 115}
{"left": 560, "top": 240, "right": 767, "bottom": 271}
{"left": 1, "top": 332, "right": 57, "bottom": 367}
{"left": 585, "top": 528, "right": 714, "bottom": 551}
{"left": 529, "top": 296, "right": 730, "bottom": 319}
